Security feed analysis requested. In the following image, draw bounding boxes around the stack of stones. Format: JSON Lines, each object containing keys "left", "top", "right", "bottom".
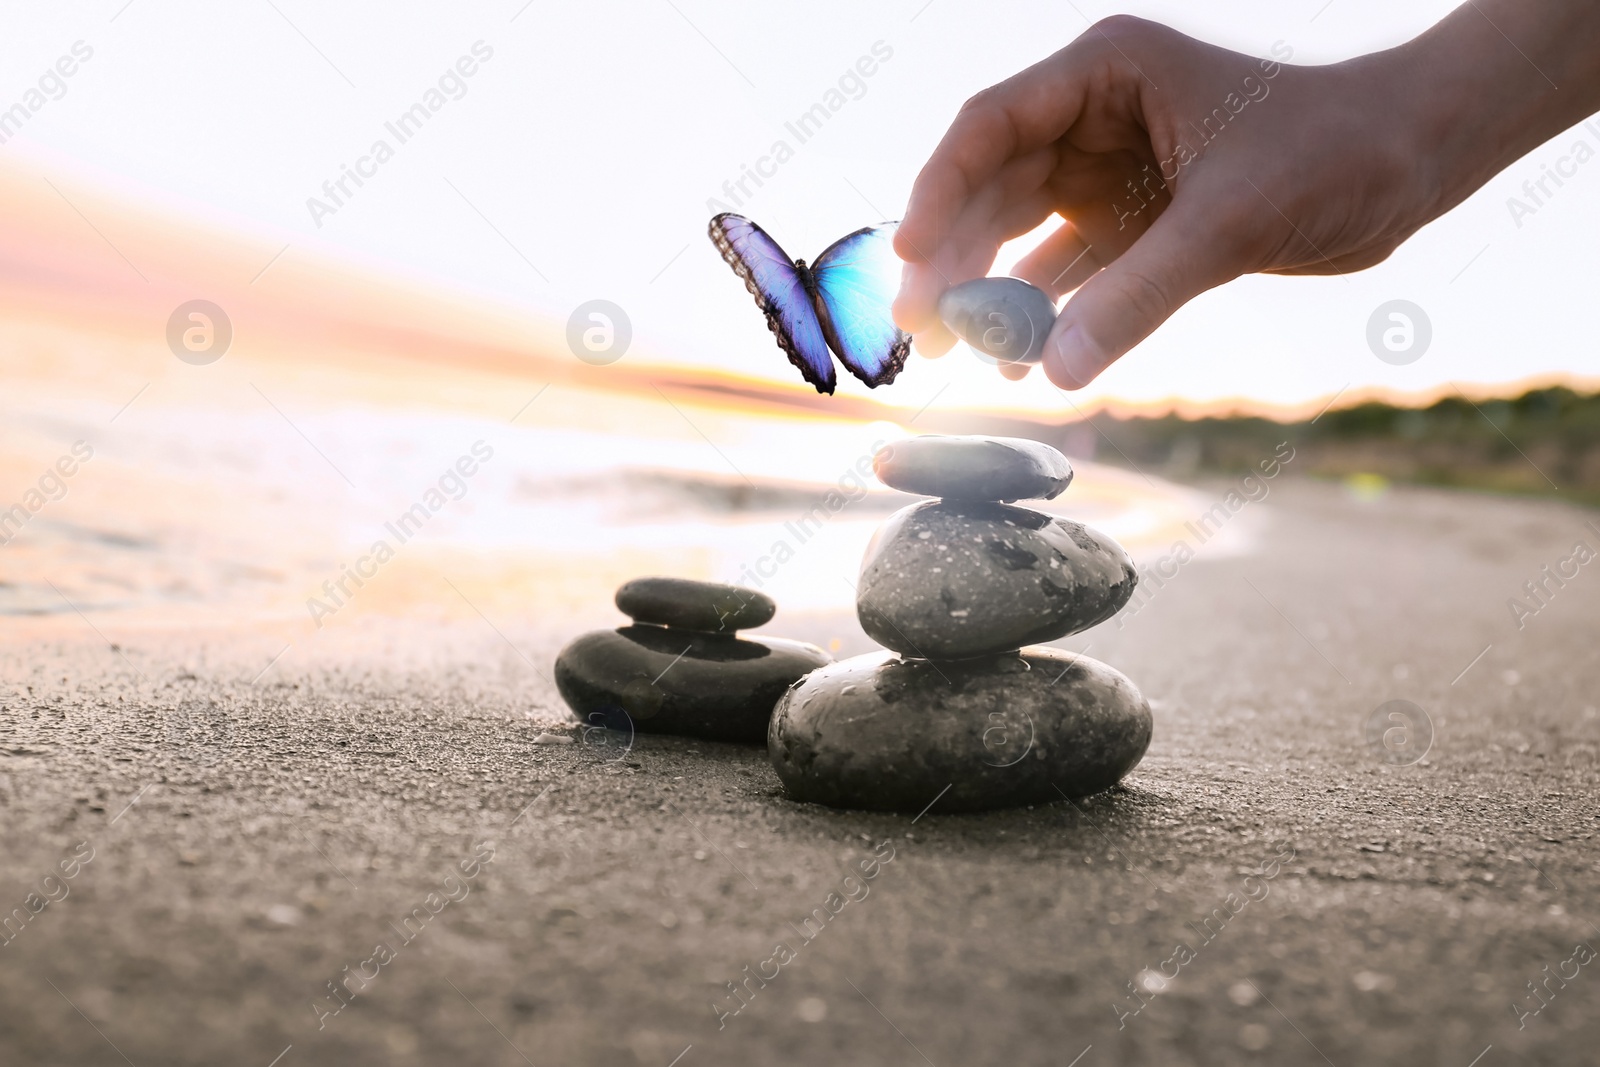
{"left": 555, "top": 577, "right": 830, "bottom": 743}
{"left": 768, "top": 435, "right": 1152, "bottom": 814}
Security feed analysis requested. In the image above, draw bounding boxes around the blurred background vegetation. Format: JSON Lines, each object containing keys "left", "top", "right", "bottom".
{"left": 1062, "top": 386, "right": 1600, "bottom": 504}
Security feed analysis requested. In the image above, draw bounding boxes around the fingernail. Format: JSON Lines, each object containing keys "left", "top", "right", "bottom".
{"left": 1049, "top": 329, "right": 1088, "bottom": 391}
{"left": 1049, "top": 327, "right": 1100, "bottom": 395}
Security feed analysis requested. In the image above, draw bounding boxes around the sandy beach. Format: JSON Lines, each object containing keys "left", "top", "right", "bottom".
{"left": 3, "top": 476, "right": 1597, "bottom": 1066}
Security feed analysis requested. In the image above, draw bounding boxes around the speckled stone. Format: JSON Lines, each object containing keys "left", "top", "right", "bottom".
{"left": 938, "top": 276, "right": 1057, "bottom": 365}
{"left": 768, "top": 647, "right": 1151, "bottom": 813}
{"left": 856, "top": 500, "right": 1136, "bottom": 659}
{"left": 614, "top": 576, "right": 774, "bottom": 633}
{"left": 554, "top": 624, "right": 829, "bottom": 743}
{"left": 872, "top": 435, "right": 1073, "bottom": 502}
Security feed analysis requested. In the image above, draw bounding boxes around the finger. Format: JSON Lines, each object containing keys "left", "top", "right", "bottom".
{"left": 894, "top": 193, "right": 1056, "bottom": 344}
{"left": 896, "top": 46, "right": 1097, "bottom": 262}
{"left": 896, "top": 231, "right": 1004, "bottom": 340}
{"left": 915, "top": 325, "right": 958, "bottom": 359}
{"left": 1042, "top": 196, "right": 1241, "bottom": 390}
{"left": 940, "top": 146, "right": 1059, "bottom": 251}
{"left": 899, "top": 169, "right": 1063, "bottom": 360}
{"left": 895, "top": 239, "right": 993, "bottom": 338}
{"left": 938, "top": 187, "right": 1059, "bottom": 282}
{"left": 1012, "top": 221, "right": 1100, "bottom": 298}
{"left": 892, "top": 234, "right": 976, "bottom": 333}
{"left": 893, "top": 260, "right": 947, "bottom": 334}
{"left": 896, "top": 152, "right": 1059, "bottom": 327}
{"left": 998, "top": 361, "right": 1032, "bottom": 381}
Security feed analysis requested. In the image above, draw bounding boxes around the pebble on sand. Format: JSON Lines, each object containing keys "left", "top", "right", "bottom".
{"left": 768, "top": 647, "right": 1151, "bottom": 813}
{"left": 555, "top": 623, "right": 829, "bottom": 743}
{"left": 872, "top": 435, "right": 1073, "bottom": 502}
{"left": 855, "top": 499, "right": 1136, "bottom": 660}
{"left": 615, "top": 576, "right": 775, "bottom": 633}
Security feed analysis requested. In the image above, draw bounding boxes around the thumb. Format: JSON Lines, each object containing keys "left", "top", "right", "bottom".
{"left": 1042, "top": 197, "right": 1242, "bottom": 389}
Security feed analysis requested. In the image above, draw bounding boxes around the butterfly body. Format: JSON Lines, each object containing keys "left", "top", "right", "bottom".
{"left": 788, "top": 259, "right": 846, "bottom": 362}
{"left": 709, "top": 213, "right": 909, "bottom": 395}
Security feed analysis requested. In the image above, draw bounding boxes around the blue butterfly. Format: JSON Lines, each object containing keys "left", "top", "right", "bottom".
{"left": 709, "top": 213, "right": 910, "bottom": 394}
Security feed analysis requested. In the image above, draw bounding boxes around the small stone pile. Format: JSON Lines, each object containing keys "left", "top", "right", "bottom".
{"left": 768, "top": 435, "right": 1153, "bottom": 814}
{"left": 554, "top": 577, "right": 830, "bottom": 743}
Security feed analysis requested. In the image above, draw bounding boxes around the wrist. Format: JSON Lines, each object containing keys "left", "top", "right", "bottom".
{"left": 1395, "top": 1, "right": 1600, "bottom": 221}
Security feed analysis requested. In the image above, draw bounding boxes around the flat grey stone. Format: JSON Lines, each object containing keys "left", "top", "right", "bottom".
{"left": 614, "top": 576, "right": 774, "bottom": 633}
{"left": 856, "top": 499, "right": 1135, "bottom": 659}
{"left": 555, "top": 625, "right": 828, "bottom": 743}
{"left": 768, "top": 647, "right": 1152, "bottom": 813}
{"left": 872, "top": 435, "right": 1073, "bottom": 502}
{"left": 938, "top": 276, "right": 1057, "bottom": 365}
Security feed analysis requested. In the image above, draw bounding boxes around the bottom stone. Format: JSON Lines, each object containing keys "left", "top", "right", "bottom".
{"left": 555, "top": 625, "right": 831, "bottom": 743}
{"left": 767, "top": 647, "right": 1151, "bottom": 813}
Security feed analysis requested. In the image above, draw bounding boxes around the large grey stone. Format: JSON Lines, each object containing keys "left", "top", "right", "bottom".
{"left": 856, "top": 500, "right": 1136, "bottom": 659}
{"left": 872, "top": 435, "right": 1072, "bottom": 502}
{"left": 768, "top": 647, "right": 1152, "bottom": 813}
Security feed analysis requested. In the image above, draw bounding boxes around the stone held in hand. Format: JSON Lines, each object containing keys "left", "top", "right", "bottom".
{"left": 615, "top": 576, "right": 775, "bottom": 633}
{"left": 555, "top": 624, "right": 830, "bottom": 744}
{"left": 856, "top": 499, "right": 1136, "bottom": 660}
{"left": 768, "top": 647, "right": 1152, "bottom": 813}
{"left": 937, "top": 276, "right": 1057, "bottom": 365}
{"left": 872, "top": 435, "right": 1073, "bottom": 502}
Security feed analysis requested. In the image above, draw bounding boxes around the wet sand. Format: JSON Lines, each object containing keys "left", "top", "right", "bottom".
{"left": 3, "top": 478, "right": 1598, "bottom": 1067}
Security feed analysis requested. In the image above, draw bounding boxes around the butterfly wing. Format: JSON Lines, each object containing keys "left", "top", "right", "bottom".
{"left": 708, "top": 213, "right": 836, "bottom": 394}
{"left": 810, "top": 224, "right": 910, "bottom": 388}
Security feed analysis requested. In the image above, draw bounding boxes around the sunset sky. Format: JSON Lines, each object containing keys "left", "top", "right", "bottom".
{"left": 5, "top": 0, "right": 1597, "bottom": 414}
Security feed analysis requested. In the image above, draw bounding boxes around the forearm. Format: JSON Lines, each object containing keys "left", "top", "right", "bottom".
{"left": 1402, "top": 0, "right": 1600, "bottom": 217}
